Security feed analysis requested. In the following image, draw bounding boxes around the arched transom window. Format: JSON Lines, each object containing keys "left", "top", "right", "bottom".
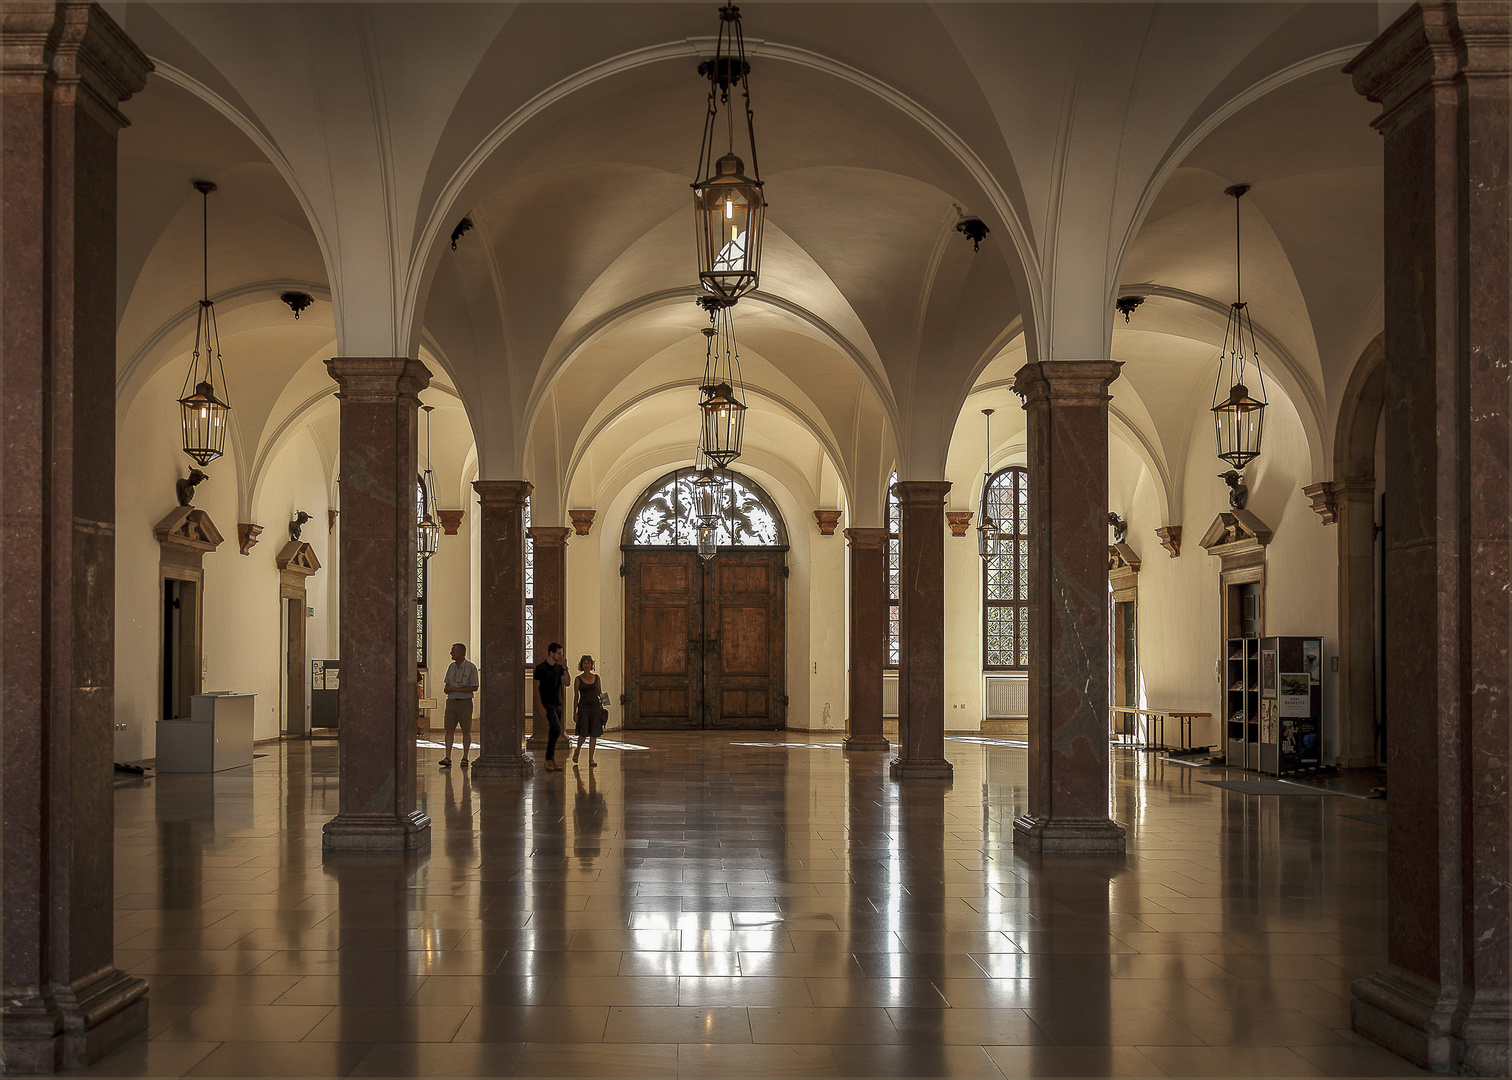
{"left": 983, "top": 466, "right": 1029, "bottom": 670}
{"left": 622, "top": 468, "right": 787, "bottom": 547}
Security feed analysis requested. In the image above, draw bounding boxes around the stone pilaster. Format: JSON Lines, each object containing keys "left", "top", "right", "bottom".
{"left": 1346, "top": 4, "right": 1508, "bottom": 1072}
{"left": 1333, "top": 479, "right": 1379, "bottom": 769}
{"left": 526, "top": 525, "right": 569, "bottom": 746}
{"left": 889, "top": 482, "right": 952, "bottom": 780}
{"left": 1011, "top": 361, "right": 1126, "bottom": 855}
{"left": 2, "top": 4, "right": 153, "bottom": 1069}
{"left": 843, "top": 527, "right": 890, "bottom": 752}
{"left": 472, "top": 481, "right": 534, "bottom": 777}
{"left": 321, "top": 357, "right": 432, "bottom": 852}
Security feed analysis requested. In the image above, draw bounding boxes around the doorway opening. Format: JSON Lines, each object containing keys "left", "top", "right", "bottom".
{"left": 161, "top": 578, "right": 198, "bottom": 719}
{"left": 281, "top": 597, "right": 306, "bottom": 736}
{"left": 621, "top": 468, "right": 788, "bottom": 730}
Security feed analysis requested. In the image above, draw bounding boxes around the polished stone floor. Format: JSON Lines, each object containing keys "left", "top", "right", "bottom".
{"left": 89, "top": 734, "right": 1422, "bottom": 1078}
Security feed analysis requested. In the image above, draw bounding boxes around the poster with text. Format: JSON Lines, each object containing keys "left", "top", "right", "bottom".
{"left": 1279, "top": 673, "right": 1310, "bottom": 717}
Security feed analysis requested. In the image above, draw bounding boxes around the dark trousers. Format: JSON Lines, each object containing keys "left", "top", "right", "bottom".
{"left": 543, "top": 703, "right": 564, "bottom": 761}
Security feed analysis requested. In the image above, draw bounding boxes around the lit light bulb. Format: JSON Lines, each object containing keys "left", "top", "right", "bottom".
{"left": 200, "top": 408, "right": 208, "bottom": 419}
{"left": 725, "top": 198, "right": 734, "bottom": 220}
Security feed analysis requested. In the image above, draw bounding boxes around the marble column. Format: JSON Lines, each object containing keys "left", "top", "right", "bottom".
{"left": 843, "top": 527, "right": 890, "bottom": 752}
{"left": 472, "top": 481, "right": 534, "bottom": 777}
{"left": 889, "top": 482, "right": 952, "bottom": 780}
{"left": 2, "top": 4, "right": 152, "bottom": 1069}
{"left": 1346, "top": 5, "right": 1508, "bottom": 1072}
{"left": 1011, "top": 361, "right": 1126, "bottom": 855}
{"left": 1332, "top": 479, "right": 1378, "bottom": 769}
{"left": 322, "top": 357, "right": 432, "bottom": 852}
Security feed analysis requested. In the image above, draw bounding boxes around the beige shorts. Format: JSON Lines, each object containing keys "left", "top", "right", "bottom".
{"left": 444, "top": 698, "right": 472, "bottom": 733}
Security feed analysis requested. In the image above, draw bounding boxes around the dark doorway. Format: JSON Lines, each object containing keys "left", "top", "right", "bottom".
{"left": 162, "top": 578, "right": 198, "bottom": 719}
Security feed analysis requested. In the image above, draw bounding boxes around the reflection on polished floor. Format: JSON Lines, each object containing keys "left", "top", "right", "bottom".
{"left": 92, "top": 735, "right": 1422, "bottom": 1078}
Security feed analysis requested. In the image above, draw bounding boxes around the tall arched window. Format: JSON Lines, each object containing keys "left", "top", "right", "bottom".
{"left": 887, "top": 471, "right": 900, "bottom": 668}
{"left": 416, "top": 477, "right": 428, "bottom": 667}
{"left": 983, "top": 466, "right": 1028, "bottom": 670}
{"left": 524, "top": 495, "right": 534, "bottom": 665}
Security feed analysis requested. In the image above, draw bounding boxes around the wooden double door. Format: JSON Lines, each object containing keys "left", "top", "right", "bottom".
{"left": 623, "top": 548, "right": 786, "bottom": 729}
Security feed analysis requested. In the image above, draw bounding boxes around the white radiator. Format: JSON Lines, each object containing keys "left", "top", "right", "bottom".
{"left": 985, "top": 675, "right": 1028, "bottom": 718}
{"left": 882, "top": 673, "right": 899, "bottom": 718}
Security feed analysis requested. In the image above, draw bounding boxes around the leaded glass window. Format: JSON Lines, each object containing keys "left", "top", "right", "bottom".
{"left": 887, "top": 471, "right": 900, "bottom": 668}
{"left": 416, "top": 477, "right": 428, "bottom": 668}
{"left": 524, "top": 496, "right": 534, "bottom": 666}
{"left": 983, "top": 466, "right": 1028, "bottom": 670}
{"left": 622, "top": 468, "right": 787, "bottom": 548}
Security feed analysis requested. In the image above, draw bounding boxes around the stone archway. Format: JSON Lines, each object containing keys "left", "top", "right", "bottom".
{"left": 1332, "top": 333, "right": 1386, "bottom": 768}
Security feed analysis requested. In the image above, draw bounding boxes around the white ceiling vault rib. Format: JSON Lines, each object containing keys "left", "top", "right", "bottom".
{"left": 116, "top": 279, "right": 333, "bottom": 411}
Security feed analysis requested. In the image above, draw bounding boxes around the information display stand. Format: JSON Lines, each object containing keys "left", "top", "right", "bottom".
{"left": 311, "top": 660, "right": 339, "bottom": 734}
{"left": 1224, "top": 638, "right": 1260, "bottom": 768}
{"left": 1256, "top": 636, "right": 1323, "bottom": 775}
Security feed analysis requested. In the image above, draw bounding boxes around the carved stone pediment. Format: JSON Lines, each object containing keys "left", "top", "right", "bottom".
{"left": 275, "top": 541, "right": 321, "bottom": 576}
{"left": 1199, "top": 509, "right": 1273, "bottom": 556}
{"left": 154, "top": 506, "right": 225, "bottom": 554}
{"left": 1108, "top": 542, "right": 1141, "bottom": 574}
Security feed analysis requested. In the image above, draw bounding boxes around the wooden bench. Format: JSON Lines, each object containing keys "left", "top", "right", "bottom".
{"left": 1109, "top": 707, "right": 1212, "bottom": 751}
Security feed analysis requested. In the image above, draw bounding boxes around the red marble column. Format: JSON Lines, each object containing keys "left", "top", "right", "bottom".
{"left": 473, "top": 481, "right": 534, "bottom": 777}
{"left": 2, "top": 4, "right": 152, "bottom": 1069}
{"left": 1011, "top": 361, "right": 1126, "bottom": 855}
{"left": 1346, "top": 5, "right": 1508, "bottom": 1072}
{"left": 527, "top": 525, "right": 569, "bottom": 746}
{"left": 322, "top": 357, "right": 432, "bottom": 851}
{"left": 843, "top": 527, "right": 890, "bottom": 752}
{"left": 889, "top": 482, "right": 952, "bottom": 780}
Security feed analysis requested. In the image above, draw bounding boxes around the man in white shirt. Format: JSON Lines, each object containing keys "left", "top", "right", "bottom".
{"left": 441, "top": 642, "right": 479, "bottom": 767}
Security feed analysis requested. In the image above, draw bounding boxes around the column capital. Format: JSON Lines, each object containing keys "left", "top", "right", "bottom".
{"left": 890, "top": 480, "right": 951, "bottom": 506}
{"left": 568, "top": 509, "right": 596, "bottom": 536}
{"left": 843, "top": 526, "right": 889, "bottom": 551}
{"left": 1012, "top": 360, "right": 1122, "bottom": 408}
{"left": 527, "top": 526, "right": 571, "bottom": 549}
{"left": 51, "top": 2, "right": 152, "bottom": 124}
{"left": 1346, "top": 2, "right": 1510, "bottom": 134}
{"left": 473, "top": 479, "right": 533, "bottom": 508}
{"left": 326, "top": 357, "right": 431, "bottom": 403}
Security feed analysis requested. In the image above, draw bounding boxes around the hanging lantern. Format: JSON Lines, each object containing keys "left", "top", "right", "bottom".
{"left": 418, "top": 404, "right": 441, "bottom": 559}
{"left": 692, "top": 4, "right": 765, "bottom": 303}
{"left": 1211, "top": 184, "right": 1269, "bottom": 470}
{"left": 977, "top": 408, "right": 1003, "bottom": 561}
{"left": 178, "top": 181, "right": 233, "bottom": 466}
{"left": 697, "top": 522, "right": 718, "bottom": 562}
{"left": 698, "top": 304, "right": 747, "bottom": 467}
{"left": 692, "top": 452, "right": 725, "bottom": 525}
{"left": 417, "top": 513, "right": 440, "bottom": 559}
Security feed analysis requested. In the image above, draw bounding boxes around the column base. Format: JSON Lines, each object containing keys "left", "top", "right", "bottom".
{"left": 470, "top": 753, "right": 534, "bottom": 778}
{"left": 889, "top": 756, "right": 953, "bottom": 780}
{"left": 1012, "top": 814, "right": 1126, "bottom": 854}
{"left": 322, "top": 810, "right": 431, "bottom": 851}
{"left": 1352, "top": 964, "right": 1508, "bottom": 1074}
{"left": 844, "top": 735, "right": 890, "bottom": 752}
{"left": 2, "top": 966, "right": 149, "bottom": 1072}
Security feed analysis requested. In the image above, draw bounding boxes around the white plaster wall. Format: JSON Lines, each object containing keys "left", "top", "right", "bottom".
{"left": 1123, "top": 392, "right": 1337, "bottom": 755}
{"left": 116, "top": 367, "right": 334, "bottom": 759}
{"left": 944, "top": 500, "right": 987, "bottom": 731}
{"left": 803, "top": 523, "right": 848, "bottom": 734}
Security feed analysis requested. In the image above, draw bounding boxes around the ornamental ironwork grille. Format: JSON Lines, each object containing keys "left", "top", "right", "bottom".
{"left": 622, "top": 468, "right": 787, "bottom": 548}
{"left": 887, "top": 471, "right": 900, "bottom": 668}
{"left": 524, "top": 496, "right": 534, "bottom": 666}
{"left": 982, "top": 466, "right": 1029, "bottom": 670}
{"left": 416, "top": 477, "right": 428, "bottom": 668}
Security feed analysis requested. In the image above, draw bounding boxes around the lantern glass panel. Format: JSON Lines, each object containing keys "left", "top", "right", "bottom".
{"left": 700, "top": 387, "right": 746, "bottom": 467}
{"left": 694, "top": 154, "right": 765, "bottom": 302}
{"left": 179, "top": 381, "right": 229, "bottom": 466}
{"left": 697, "top": 523, "right": 717, "bottom": 561}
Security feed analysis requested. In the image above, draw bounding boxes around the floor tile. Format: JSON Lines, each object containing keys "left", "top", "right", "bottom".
{"left": 347, "top": 1041, "right": 525, "bottom": 1077}
{"left": 300, "top": 1004, "right": 472, "bottom": 1043}
{"left": 676, "top": 1041, "right": 840, "bottom": 1078}
{"left": 154, "top": 1005, "right": 332, "bottom": 1043}
{"left": 983, "top": 1044, "right": 1169, "bottom": 1077}
{"left": 603, "top": 1005, "right": 753, "bottom": 1042}
{"left": 183, "top": 1041, "right": 373, "bottom": 1077}
{"left": 509, "top": 1041, "right": 678, "bottom": 1077}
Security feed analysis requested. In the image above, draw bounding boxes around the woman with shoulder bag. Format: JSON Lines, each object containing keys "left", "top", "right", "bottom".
{"left": 571, "top": 655, "right": 608, "bottom": 768}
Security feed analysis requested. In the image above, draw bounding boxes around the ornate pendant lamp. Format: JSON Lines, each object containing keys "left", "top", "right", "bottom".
{"left": 692, "top": 4, "right": 765, "bottom": 303}
{"left": 1211, "top": 184, "right": 1269, "bottom": 470}
{"left": 178, "top": 181, "right": 233, "bottom": 466}
{"left": 698, "top": 302, "right": 747, "bottom": 467}
{"left": 417, "top": 405, "right": 440, "bottom": 559}
{"left": 976, "top": 408, "right": 1002, "bottom": 561}
{"left": 692, "top": 450, "right": 725, "bottom": 525}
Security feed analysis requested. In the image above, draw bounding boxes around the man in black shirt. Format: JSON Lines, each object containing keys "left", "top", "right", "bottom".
{"left": 532, "top": 642, "right": 570, "bottom": 771}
